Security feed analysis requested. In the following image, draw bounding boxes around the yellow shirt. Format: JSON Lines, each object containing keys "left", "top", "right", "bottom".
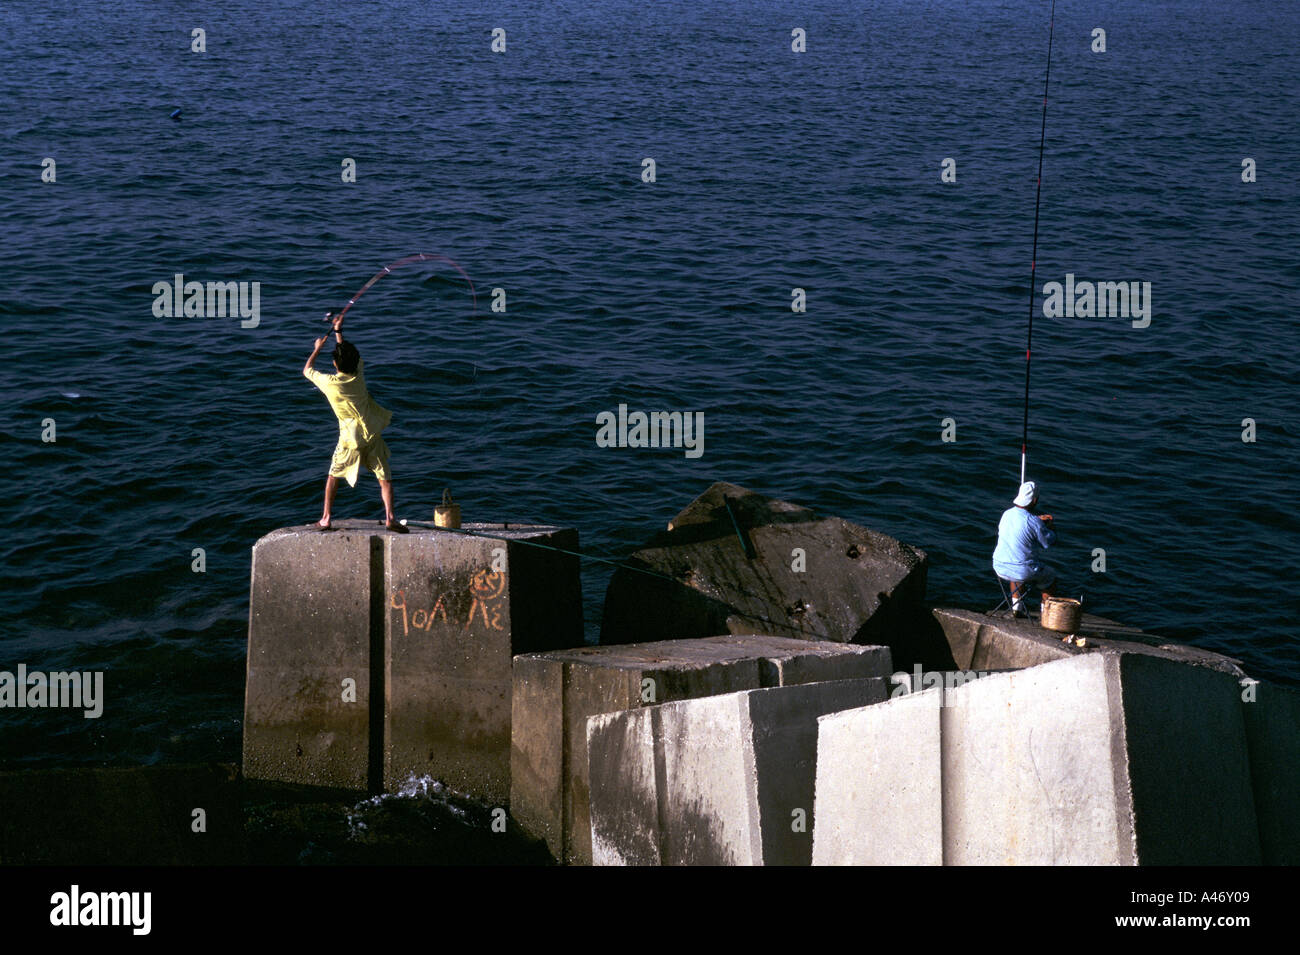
{"left": 304, "top": 357, "right": 393, "bottom": 448}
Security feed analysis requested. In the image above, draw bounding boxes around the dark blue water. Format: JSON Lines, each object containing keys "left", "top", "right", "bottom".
{"left": 3, "top": 0, "right": 1297, "bottom": 768}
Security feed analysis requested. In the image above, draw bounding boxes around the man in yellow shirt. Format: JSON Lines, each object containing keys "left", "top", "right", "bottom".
{"left": 303, "top": 315, "right": 407, "bottom": 532}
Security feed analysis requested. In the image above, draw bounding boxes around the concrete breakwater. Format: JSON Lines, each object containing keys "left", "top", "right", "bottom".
{"left": 511, "top": 636, "right": 894, "bottom": 865}
{"left": 3, "top": 482, "right": 1296, "bottom": 865}
{"left": 243, "top": 520, "right": 583, "bottom": 802}
{"left": 239, "top": 481, "right": 1300, "bottom": 865}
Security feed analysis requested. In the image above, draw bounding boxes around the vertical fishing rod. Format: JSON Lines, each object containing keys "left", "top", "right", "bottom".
{"left": 1022, "top": 0, "right": 1057, "bottom": 485}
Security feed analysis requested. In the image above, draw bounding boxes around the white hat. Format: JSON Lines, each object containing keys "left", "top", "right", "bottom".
{"left": 1014, "top": 481, "right": 1037, "bottom": 507}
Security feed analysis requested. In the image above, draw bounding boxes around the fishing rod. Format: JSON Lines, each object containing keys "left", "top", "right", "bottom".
{"left": 321, "top": 252, "right": 477, "bottom": 327}
{"left": 1022, "top": 0, "right": 1057, "bottom": 485}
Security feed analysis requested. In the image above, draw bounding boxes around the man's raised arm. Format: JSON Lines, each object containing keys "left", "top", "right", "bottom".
{"left": 304, "top": 335, "right": 329, "bottom": 377}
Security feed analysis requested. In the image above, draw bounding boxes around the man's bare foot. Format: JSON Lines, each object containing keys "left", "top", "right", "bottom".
{"left": 385, "top": 519, "right": 408, "bottom": 534}
{"left": 315, "top": 518, "right": 334, "bottom": 531}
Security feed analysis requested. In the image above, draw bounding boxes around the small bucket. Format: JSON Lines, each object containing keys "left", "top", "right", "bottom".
{"left": 1041, "top": 594, "right": 1082, "bottom": 633}
{"left": 434, "top": 488, "right": 461, "bottom": 529}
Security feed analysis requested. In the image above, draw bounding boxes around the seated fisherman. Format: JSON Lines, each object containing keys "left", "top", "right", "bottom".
{"left": 992, "top": 480, "right": 1056, "bottom": 616}
{"left": 303, "top": 313, "right": 407, "bottom": 533}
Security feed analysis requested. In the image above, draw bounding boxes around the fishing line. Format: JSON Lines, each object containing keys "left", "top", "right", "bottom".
{"left": 1021, "top": 0, "right": 1057, "bottom": 485}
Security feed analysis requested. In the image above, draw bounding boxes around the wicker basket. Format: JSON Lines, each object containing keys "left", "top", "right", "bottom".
{"left": 1041, "top": 595, "right": 1082, "bottom": 633}
{"left": 434, "top": 488, "right": 461, "bottom": 529}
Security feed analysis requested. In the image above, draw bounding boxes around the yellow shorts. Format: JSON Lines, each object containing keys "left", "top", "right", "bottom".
{"left": 329, "top": 435, "right": 391, "bottom": 486}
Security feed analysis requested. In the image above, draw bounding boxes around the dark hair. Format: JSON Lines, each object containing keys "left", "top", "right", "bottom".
{"left": 332, "top": 340, "right": 360, "bottom": 374}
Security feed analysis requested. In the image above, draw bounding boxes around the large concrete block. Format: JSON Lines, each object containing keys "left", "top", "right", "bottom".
{"left": 812, "top": 688, "right": 943, "bottom": 866}
{"left": 245, "top": 525, "right": 377, "bottom": 790}
{"left": 931, "top": 607, "right": 1074, "bottom": 672}
{"left": 933, "top": 607, "right": 1247, "bottom": 677}
{"left": 812, "top": 654, "right": 1262, "bottom": 865}
{"left": 588, "top": 678, "right": 888, "bottom": 865}
{"left": 1241, "top": 680, "right": 1300, "bottom": 864}
{"left": 244, "top": 520, "right": 582, "bottom": 801}
{"left": 600, "top": 483, "right": 928, "bottom": 650}
{"left": 942, "top": 656, "right": 1137, "bottom": 865}
{"left": 942, "top": 654, "right": 1260, "bottom": 864}
{"left": 1110, "top": 654, "right": 1259, "bottom": 865}
{"left": 510, "top": 635, "right": 892, "bottom": 864}
{"left": 383, "top": 523, "right": 583, "bottom": 804}
{"left": 589, "top": 691, "right": 758, "bottom": 866}
{"left": 748, "top": 679, "right": 891, "bottom": 865}
{"left": 0, "top": 764, "right": 245, "bottom": 865}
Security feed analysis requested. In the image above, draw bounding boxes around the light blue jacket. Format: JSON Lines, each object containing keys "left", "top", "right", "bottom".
{"left": 992, "top": 506, "right": 1055, "bottom": 580}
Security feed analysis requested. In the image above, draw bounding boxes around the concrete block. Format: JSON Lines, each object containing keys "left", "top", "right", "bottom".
{"left": 0, "top": 764, "right": 244, "bottom": 865}
{"left": 812, "top": 688, "right": 943, "bottom": 866}
{"left": 589, "top": 691, "right": 757, "bottom": 866}
{"left": 588, "top": 678, "right": 887, "bottom": 865}
{"left": 749, "top": 679, "right": 890, "bottom": 865}
{"left": 942, "top": 657, "right": 1132, "bottom": 865}
{"left": 1241, "top": 679, "right": 1300, "bottom": 864}
{"left": 931, "top": 607, "right": 1074, "bottom": 672}
{"left": 244, "top": 520, "right": 582, "bottom": 802}
{"left": 942, "top": 654, "right": 1260, "bottom": 865}
{"left": 811, "top": 654, "right": 1262, "bottom": 865}
{"left": 932, "top": 607, "right": 1248, "bottom": 678}
{"left": 511, "top": 635, "right": 892, "bottom": 864}
{"left": 600, "top": 482, "right": 928, "bottom": 650}
{"left": 244, "top": 525, "right": 376, "bottom": 791}
{"left": 383, "top": 523, "right": 583, "bottom": 804}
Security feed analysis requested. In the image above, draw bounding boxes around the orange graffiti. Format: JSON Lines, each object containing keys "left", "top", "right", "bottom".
{"left": 390, "top": 589, "right": 448, "bottom": 637}
{"left": 466, "top": 568, "right": 506, "bottom": 632}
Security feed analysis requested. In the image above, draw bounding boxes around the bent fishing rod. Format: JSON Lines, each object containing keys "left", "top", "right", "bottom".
{"left": 321, "top": 252, "right": 478, "bottom": 327}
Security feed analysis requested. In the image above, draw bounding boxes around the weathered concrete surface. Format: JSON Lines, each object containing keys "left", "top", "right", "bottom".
{"left": 245, "top": 524, "right": 376, "bottom": 791}
{"left": 511, "top": 635, "right": 892, "bottom": 864}
{"left": 588, "top": 678, "right": 888, "bottom": 865}
{"left": 588, "top": 690, "right": 757, "bottom": 866}
{"left": 244, "top": 520, "right": 582, "bottom": 802}
{"left": 933, "top": 607, "right": 1250, "bottom": 678}
{"left": 1108, "top": 654, "right": 1259, "bottom": 865}
{"left": 946, "top": 654, "right": 1259, "bottom": 864}
{"left": 748, "top": 678, "right": 890, "bottom": 865}
{"left": 943, "top": 655, "right": 1140, "bottom": 865}
{"left": 0, "top": 764, "right": 245, "bottom": 865}
{"left": 932, "top": 607, "right": 1073, "bottom": 672}
{"left": 383, "top": 522, "right": 582, "bottom": 804}
{"left": 599, "top": 483, "right": 930, "bottom": 655}
{"left": 812, "top": 688, "right": 943, "bottom": 866}
{"left": 1239, "top": 679, "right": 1300, "bottom": 864}
{"left": 812, "top": 654, "right": 1262, "bottom": 865}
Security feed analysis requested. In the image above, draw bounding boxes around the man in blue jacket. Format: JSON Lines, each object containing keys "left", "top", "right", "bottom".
{"left": 992, "top": 481, "right": 1057, "bottom": 616}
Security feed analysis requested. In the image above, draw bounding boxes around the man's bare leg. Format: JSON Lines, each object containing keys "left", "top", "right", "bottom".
{"left": 318, "top": 475, "right": 338, "bottom": 528}
{"left": 1009, "top": 580, "right": 1025, "bottom": 615}
{"left": 379, "top": 479, "right": 399, "bottom": 527}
